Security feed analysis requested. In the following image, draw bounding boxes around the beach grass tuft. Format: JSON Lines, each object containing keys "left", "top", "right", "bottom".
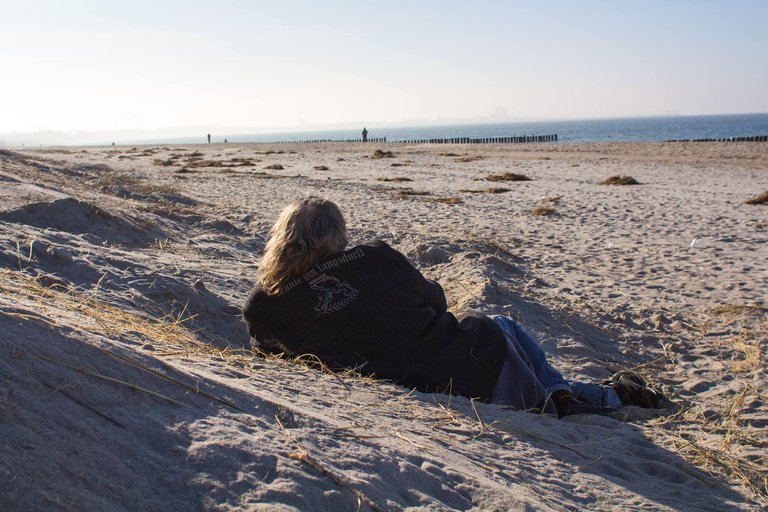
{"left": 743, "top": 190, "right": 768, "bottom": 205}
{"left": 485, "top": 172, "right": 531, "bottom": 182}
{"left": 649, "top": 304, "right": 768, "bottom": 504}
{"left": 601, "top": 175, "right": 640, "bottom": 185}
{"left": 377, "top": 177, "right": 412, "bottom": 182}
{"left": 393, "top": 189, "right": 430, "bottom": 199}
{"left": 530, "top": 205, "right": 556, "bottom": 216}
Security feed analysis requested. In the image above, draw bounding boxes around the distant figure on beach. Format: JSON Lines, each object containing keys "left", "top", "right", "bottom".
{"left": 243, "top": 197, "right": 665, "bottom": 417}
{"left": 207, "top": 133, "right": 211, "bottom": 144}
{"left": 362, "top": 127, "right": 368, "bottom": 142}
{"left": 224, "top": 138, "right": 228, "bottom": 143}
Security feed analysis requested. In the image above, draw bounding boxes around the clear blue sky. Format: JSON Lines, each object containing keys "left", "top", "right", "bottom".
{"left": 2, "top": 0, "right": 766, "bottom": 133}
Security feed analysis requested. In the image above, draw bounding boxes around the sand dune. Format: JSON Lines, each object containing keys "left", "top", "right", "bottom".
{"left": 1, "top": 142, "right": 765, "bottom": 510}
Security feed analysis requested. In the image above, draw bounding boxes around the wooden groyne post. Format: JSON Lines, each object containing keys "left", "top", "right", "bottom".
{"left": 391, "top": 134, "right": 558, "bottom": 144}
{"left": 664, "top": 135, "right": 768, "bottom": 142}
{"left": 271, "top": 134, "right": 560, "bottom": 144}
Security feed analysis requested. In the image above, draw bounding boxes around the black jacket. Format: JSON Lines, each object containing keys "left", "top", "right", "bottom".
{"left": 242, "top": 241, "right": 506, "bottom": 400}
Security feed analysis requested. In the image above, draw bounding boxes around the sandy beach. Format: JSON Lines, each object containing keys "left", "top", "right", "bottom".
{"left": 1, "top": 141, "right": 766, "bottom": 510}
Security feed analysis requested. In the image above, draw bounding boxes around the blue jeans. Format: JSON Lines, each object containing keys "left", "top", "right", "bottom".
{"left": 491, "top": 316, "right": 621, "bottom": 408}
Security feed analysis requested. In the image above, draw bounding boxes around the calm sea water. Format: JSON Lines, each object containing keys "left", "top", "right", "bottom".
{"left": 216, "top": 113, "right": 768, "bottom": 144}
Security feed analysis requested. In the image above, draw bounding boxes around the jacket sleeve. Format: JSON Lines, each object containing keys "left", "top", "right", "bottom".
{"left": 421, "top": 278, "right": 448, "bottom": 314}
{"left": 242, "top": 285, "right": 287, "bottom": 354}
{"left": 380, "top": 241, "right": 448, "bottom": 314}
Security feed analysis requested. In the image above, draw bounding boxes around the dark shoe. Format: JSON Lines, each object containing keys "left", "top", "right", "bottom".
{"left": 550, "top": 390, "right": 572, "bottom": 418}
{"left": 604, "top": 370, "right": 665, "bottom": 408}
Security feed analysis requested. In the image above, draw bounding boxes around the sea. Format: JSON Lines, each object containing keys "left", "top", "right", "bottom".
{"left": 213, "top": 113, "right": 768, "bottom": 145}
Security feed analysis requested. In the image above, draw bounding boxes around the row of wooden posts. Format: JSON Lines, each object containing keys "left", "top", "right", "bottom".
{"left": 278, "top": 134, "right": 558, "bottom": 144}
{"left": 665, "top": 135, "right": 768, "bottom": 142}
{"left": 281, "top": 138, "right": 387, "bottom": 144}
{"left": 391, "top": 134, "right": 558, "bottom": 144}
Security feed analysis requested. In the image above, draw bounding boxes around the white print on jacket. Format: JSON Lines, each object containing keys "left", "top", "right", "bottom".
{"left": 310, "top": 275, "right": 359, "bottom": 315}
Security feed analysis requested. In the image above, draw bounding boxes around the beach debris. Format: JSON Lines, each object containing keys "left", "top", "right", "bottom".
{"left": 530, "top": 205, "right": 556, "bottom": 216}
{"left": 393, "top": 189, "right": 430, "bottom": 199}
{"left": 377, "top": 177, "right": 412, "bottom": 182}
{"left": 435, "top": 196, "right": 462, "bottom": 204}
{"left": 313, "top": 165, "right": 330, "bottom": 171}
{"left": 600, "top": 175, "right": 640, "bottom": 185}
{"left": 372, "top": 150, "right": 395, "bottom": 159}
{"left": 182, "top": 157, "right": 257, "bottom": 169}
{"left": 265, "top": 164, "right": 284, "bottom": 170}
{"left": 690, "top": 238, "right": 710, "bottom": 248}
{"left": 485, "top": 187, "right": 511, "bottom": 194}
{"left": 485, "top": 172, "right": 531, "bottom": 182}
{"left": 651, "top": 313, "right": 671, "bottom": 331}
{"left": 743, "top": 190, "right": 768, "bottom": 205}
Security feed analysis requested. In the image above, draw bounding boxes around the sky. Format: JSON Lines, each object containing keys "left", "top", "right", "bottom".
{"left": 1, "top": 0, "right": 767, "bottom": 135}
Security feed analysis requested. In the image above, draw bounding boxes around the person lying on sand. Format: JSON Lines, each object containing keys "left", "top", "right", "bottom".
{"left": 242, "top": 197, "right": 664, "bottom": 418}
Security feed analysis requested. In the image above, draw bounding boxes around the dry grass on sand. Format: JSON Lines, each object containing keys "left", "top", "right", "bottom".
{"left": 743, "top": 190, "right": 768, "bottom": 205}
{"left": 485, "top": 172, "right": 531, "bottom": 182}
{"left": 600, "top": 175, "right": 640, "bottom": 185}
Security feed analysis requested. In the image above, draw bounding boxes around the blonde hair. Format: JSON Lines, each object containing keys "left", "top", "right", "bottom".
{"left": 259, "top": 197, "right": 348, "bottom": 295}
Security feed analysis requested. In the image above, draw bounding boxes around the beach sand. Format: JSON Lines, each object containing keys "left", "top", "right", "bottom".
{"left": 1, "top": 141, "right": 766, "bottom": 510}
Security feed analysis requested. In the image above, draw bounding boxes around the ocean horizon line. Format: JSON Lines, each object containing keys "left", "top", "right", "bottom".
{"left": 2, "top": 112, "right": 768, "bottom": 147}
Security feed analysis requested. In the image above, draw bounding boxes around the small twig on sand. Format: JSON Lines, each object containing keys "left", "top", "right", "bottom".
{"left": 91, "top": 344, "right": 243, "bottom": 411}
{"left": 469, "top": 398, "right": 486, "bottom": 432}
{"left": 93, "top": 271, "right": 108, "bottom": 299}
{"left": 16, "top": 241, "right": 23, "bottom": 271}
{"left": 394, "top": 430, "right": 431, "bottom": 452}
{"left": 31, "top": 352, "right": 187, "bottom": 407}
{"left": 0, "top": 309, "right": 60, "bottom": 328}
{"left": 41, "top": 380, "right": 126, "bottom": 428}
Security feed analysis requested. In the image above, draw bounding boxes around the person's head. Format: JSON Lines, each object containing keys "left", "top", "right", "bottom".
{"left": 259, "top": 196, "right": 348, "bottom": 294}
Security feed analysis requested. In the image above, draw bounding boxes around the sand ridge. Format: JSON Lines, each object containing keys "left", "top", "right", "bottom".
{"left": 1, "top": 142, "right": 766, "bottom": 510}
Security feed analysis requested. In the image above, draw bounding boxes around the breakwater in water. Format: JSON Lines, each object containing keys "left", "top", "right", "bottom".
{"left": 666, "top": 135, "right": 768, "bottom": 142}
{"left": 282, "top": 134, "right": 559, "bottom": 144}
{"left": 227, "top": 113, "right": 768, "bottom": 145}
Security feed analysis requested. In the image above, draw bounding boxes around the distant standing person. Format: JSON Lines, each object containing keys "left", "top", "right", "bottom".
{"left": 362, "top": 127, "right": 368, "bottom": 142}
{"left": 207, "top": 133, "right": 211, "bottom": 144}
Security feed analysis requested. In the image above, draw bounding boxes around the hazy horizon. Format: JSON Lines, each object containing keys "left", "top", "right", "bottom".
{"left": 4, "top": 112, "right": 768, "bottom": 147}
{"left": 2, "top": 1, "right": 767, "bottom": 139}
